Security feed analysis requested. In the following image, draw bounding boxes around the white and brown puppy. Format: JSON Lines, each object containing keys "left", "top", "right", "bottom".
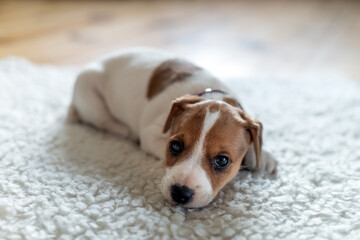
{"left": 67, "top": 48, "right": 277, "bottom": 208}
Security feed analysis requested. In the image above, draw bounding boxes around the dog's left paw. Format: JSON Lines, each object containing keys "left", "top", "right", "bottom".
{"left": 261, "top": 151, "right": 278, "bottom": 175}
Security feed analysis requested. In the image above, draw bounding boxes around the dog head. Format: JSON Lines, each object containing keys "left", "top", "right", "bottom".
{"left": 161, "top": 94, "right": 262, "bottom": 208}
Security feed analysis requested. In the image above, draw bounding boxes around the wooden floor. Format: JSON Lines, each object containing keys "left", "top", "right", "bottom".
{"left": 1, "top": 0, "right": 359, "bottom": 81}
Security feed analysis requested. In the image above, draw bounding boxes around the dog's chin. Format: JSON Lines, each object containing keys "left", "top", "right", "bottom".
{"left": 183, "top": 197, "right": 214, "bottom": 209}
{"left": 166, "top": 196, "right": 214, "bottom": 208}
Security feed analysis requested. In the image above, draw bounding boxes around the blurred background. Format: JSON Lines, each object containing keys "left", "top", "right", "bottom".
{"left": 1, "top": 0, "right": 359, "bottom": 81}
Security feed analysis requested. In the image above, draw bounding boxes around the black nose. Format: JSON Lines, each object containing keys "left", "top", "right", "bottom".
{"left": 170, "top": 184, "right": 194, "bottom": 205}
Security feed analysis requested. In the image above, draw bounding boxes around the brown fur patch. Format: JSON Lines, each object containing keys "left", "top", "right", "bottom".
{"left": 164, "top": 105, "right": 206, "bottom": 168}
{"left": 238, "top": 110, "right": 263, "bottom": 169}
{"left": 202, "top": 103, "right": 250, "bottom": 195}
{"left": 163, "top": 95, "right": 203, "bottom": 134}
{"left": 147, "top": 59, "right": 201, "bottom": 100}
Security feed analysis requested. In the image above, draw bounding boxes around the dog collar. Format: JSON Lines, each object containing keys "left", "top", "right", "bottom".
{"left": 196, "top": 88, "right": 227, "bottom": 97}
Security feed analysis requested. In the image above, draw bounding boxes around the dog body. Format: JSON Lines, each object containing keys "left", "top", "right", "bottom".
{"left": 68, "top": 48, "right": 277, "bottom": 208}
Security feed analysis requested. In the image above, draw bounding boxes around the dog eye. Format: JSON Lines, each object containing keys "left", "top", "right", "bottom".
{"left": 169, "top": 140, "right": 184, "bottom": 156}
{"left": 212, "top": 155, "right": 230, "bottom": 170}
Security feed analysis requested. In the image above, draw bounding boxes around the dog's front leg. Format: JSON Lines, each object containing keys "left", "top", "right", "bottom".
{"left": 243, "top": 145, "right": 278, "bottom": 174}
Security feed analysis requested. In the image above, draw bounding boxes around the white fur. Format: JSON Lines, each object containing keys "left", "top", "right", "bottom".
{"left": 69, "top": 48, "right": 233, "bottom": 160}
{"left": 189, "top": 109, "right": 220, "bottom": 166}
{"left": 161, "top": 109, "right": 220, "bottom": 207}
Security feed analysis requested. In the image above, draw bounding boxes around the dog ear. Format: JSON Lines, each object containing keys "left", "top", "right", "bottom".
{"left": 239, "top": 110, "right": 263, "bottom": 169}
{"left": 163, "top": 95, "right": 203, "bottom": 133}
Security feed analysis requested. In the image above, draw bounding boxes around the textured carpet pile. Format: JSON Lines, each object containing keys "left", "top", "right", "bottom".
{"left": 0, "top": 57, "right": 359, "bottom": 239}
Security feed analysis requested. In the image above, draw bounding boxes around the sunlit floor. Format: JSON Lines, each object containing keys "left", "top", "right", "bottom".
{"left": 1, "top": 0, "right": 359, "bottom": 81}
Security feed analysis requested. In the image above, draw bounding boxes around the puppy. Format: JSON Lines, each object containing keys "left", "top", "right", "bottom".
{"left": 67, "top": 48, "right": 277, "bottom": 208}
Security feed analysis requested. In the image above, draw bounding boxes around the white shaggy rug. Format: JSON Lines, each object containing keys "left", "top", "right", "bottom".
{"left": 0, "top": 57, "right": 360, "bottom": 240}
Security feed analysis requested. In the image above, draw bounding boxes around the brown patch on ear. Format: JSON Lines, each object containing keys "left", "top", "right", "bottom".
{"left": 147, "top": 59, "right": 201, "bottom": 100}
{"left": 223, "top": 97, "right": 244, "bottom": 110}
{"left": 238, "top": 110, "right": 263, "bottom": 169}
{"left": 163, "top": 95, "right": 203, "bottom": 133}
